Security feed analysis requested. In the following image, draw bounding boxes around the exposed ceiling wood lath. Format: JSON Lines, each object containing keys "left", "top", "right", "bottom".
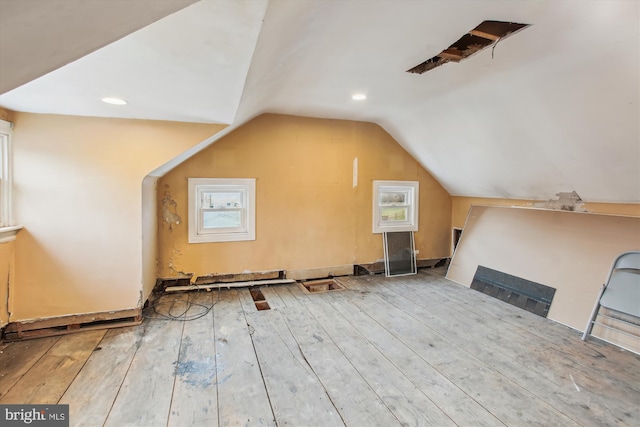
{"left": 438, "top": 48, "right": 464, "bottom": 62}
{"left": 407, "top": 20, "right": 530, "bottom": 74}
{"left": 469, "top": 29, "right": 501, "bottom": 41}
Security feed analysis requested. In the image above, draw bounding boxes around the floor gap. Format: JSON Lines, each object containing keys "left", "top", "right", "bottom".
{"left": 250, "top": 289, "right": 271, "bottom": 311}
{"left": 300, "top": 279, "right": 346, "bottom": 293}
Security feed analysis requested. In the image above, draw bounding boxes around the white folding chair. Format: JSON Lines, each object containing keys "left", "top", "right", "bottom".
{"left": 582, "top": 251, "right": 640, "bottom": 342}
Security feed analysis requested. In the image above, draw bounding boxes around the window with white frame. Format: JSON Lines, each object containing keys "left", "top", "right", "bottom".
{"left": 188, "top": 178, "right": 256, "bottom": 243}
{"left": 0, "top": 119, "right": 13, "bottom": 229}
{"left": 372, "top": 180, "right": 419, "bottom": 233}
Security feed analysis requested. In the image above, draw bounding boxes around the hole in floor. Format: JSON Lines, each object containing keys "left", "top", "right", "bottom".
{"left": 250, "top": 289, "right": 266, "bottom": 301}
{"left": 250, "top": 289, "right": 270, "bottom": 311}
{"left": 300, "top": 279, "right": 346, "bottom": 293}
{"left": 254, "top": 301, "right": 270, "bottom": 311}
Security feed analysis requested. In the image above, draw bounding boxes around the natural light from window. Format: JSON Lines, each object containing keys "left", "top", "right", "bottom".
{"left": 188, "top": 178, "right": 256, "bottom": 243}
{"left": 372, "top": 180, "right": 419, "bottom": 233}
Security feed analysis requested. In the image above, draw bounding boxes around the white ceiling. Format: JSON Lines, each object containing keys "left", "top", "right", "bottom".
{"left": 0, "top": 0, "right": 266, "bottom": 124}
{"left": 0, "top": 0, "right": 198, "bottom": 94}
{"left": 0, "top": 0, "right": 638, "bottom": 203}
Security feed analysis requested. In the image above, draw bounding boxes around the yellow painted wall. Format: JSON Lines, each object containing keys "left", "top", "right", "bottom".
{"left": 0, "top": 241, "right": 14, "bottom": 327}
{"left": 158, "top": 114, "right": 452, "bottom": 279}
{"left": 1, "top": 107, "right": 16, "bottom": 327}
{"left": 11, "top": 113, "right": 223, "bottom": 320}
{"left": 0, "top": 107, "right": 14, "bottom": 122}
{"left": 452, "top": 196, "right": 640, "bottom": 229}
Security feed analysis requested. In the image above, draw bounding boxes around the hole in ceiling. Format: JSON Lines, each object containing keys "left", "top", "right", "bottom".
{"left": 407, "top": 20, "right": 530, "bottom": 74}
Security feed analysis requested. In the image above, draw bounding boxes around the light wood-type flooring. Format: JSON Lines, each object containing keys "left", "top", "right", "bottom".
{"left": 1, "top": 268, "right": 639, "bottom": 426}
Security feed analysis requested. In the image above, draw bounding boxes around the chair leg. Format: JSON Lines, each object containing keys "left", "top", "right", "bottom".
{"left": 582, "top": 284, "right": 606, "bottom": 341}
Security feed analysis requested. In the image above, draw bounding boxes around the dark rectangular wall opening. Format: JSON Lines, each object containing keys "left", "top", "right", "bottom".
{"left": 471, "top": 266, "right": 556, "bottom": 317}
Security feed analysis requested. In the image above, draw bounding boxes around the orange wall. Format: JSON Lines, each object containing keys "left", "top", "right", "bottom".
{"left": 1, "top": 108, "right": 16, "bottom": 326}
{"left": 11, "top": 113, "right": 223, "bottom": 320}
{"left": 158, "top": 114, "right": 452, "bottom": 279}
{"left": 0, "top": 107, "right": 14, "bottom": 122}
{"left": 0, "top": 241, "right": 14, "bottom": 326}
{"left": 452, "top": 197, "right": 640, "bottom": 229}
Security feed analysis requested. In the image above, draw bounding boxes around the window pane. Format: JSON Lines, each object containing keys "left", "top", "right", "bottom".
{"left": 189, "top": 178, "right": 256, "bottom": 243}
{"left": 203, "top": 210, "right": 242, "bottom": 229}
{"left": 202, "top": 191, "right": 242, "bottom": 209}
{"left": 381, "top": 206, "right": 408, "bottom": 222}
{"left": 380, "top": 191, "right": 408, "bottom": 206}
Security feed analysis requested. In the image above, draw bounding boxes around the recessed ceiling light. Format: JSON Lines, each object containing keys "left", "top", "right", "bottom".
{"left": 101, "top": 97, "right": 128, "bottom": 105}
{"left": 352, "top": 93, "right": 367, "bottom": 101}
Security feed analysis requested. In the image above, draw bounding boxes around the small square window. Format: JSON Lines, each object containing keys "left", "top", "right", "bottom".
{"left": 373, "top": 181, "right": 419, "bottom": 233}
{"left": 188, "top": 178, "right": 256, "bottom": 243}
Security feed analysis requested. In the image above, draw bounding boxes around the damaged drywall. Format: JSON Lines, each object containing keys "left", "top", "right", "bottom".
{"left": 167, "top": 246, "right": 191, "bottom": 277}
{"left": 532, "top": 191, "right": 587, "bottom": 212}
{"left": 162, "top": 185, "right": 181, "bottom": 230}
{"left": 0, "top": 241, "right": 15, "bottom": 327}
{"left": 407, "top": 20, "right": 529, "bottom": 74}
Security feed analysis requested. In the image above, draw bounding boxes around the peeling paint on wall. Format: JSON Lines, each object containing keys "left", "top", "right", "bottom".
{"left": 5, "top": 263, "right": 11, "bottom": 321}
{"left": 162, "top": 185, "right": 181, "bottom": 231}
{"left": 532, "top": 191, "right": 587, "bottom": 212}
{"left": 167, "top": 246, "right": 191, "bottom": 278}
{"left": 1, "top": 241, "right": 14, "bottom": 326}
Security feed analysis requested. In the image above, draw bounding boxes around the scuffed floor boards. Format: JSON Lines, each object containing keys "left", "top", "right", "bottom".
{"left": 1, "top": 271, "right": 638, "bottom": 425}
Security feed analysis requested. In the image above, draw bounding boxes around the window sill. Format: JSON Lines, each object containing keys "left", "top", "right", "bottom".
{"left": 0, "top": 225, "right": 23, "bottom": 243}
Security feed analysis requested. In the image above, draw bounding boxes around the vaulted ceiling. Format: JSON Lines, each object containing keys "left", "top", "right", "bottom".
{"left": 0, "top": 0, "right": 638, "bottom": 203}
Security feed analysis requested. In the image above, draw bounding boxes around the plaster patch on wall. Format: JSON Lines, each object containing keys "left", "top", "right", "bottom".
{"left": 168, "top": 246, "right": 190, "bottom": 277}
{"left": 532, "top": 191, "right": 587, "bottom": 212}
{"left": 162, "top": 185, "right": 181, "bottom": 230}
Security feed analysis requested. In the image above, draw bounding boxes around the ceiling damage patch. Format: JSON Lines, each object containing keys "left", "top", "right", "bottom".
{"left": 407, "top": 20, "right": 530, "bottom": 74}
{"left": 532, "top": 191, "right": 587, "bottom": 212}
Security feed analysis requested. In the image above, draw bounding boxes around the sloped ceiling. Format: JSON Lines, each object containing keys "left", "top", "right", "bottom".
{"left": 0, "top": 0, "right": 267, "bottom": 123}
{"left": 0, "top": 0, "right": 198, "bottom": 94}
{"left": 0, "top": 0, "right": 638, "bottom": 203}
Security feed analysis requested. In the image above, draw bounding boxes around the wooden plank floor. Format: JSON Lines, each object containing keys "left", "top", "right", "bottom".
{"left": 1, "top": 267, "right": 639, "bottom": 426}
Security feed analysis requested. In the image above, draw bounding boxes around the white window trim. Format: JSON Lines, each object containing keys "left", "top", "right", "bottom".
{"left": 188, "top": 178, "right": 256, "bottom": 243}
{"left": 0, "top": 119, "right": 22, "bottom": 242}
{"left": 372, "top": 180, "right": 419, "bottom": 233}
